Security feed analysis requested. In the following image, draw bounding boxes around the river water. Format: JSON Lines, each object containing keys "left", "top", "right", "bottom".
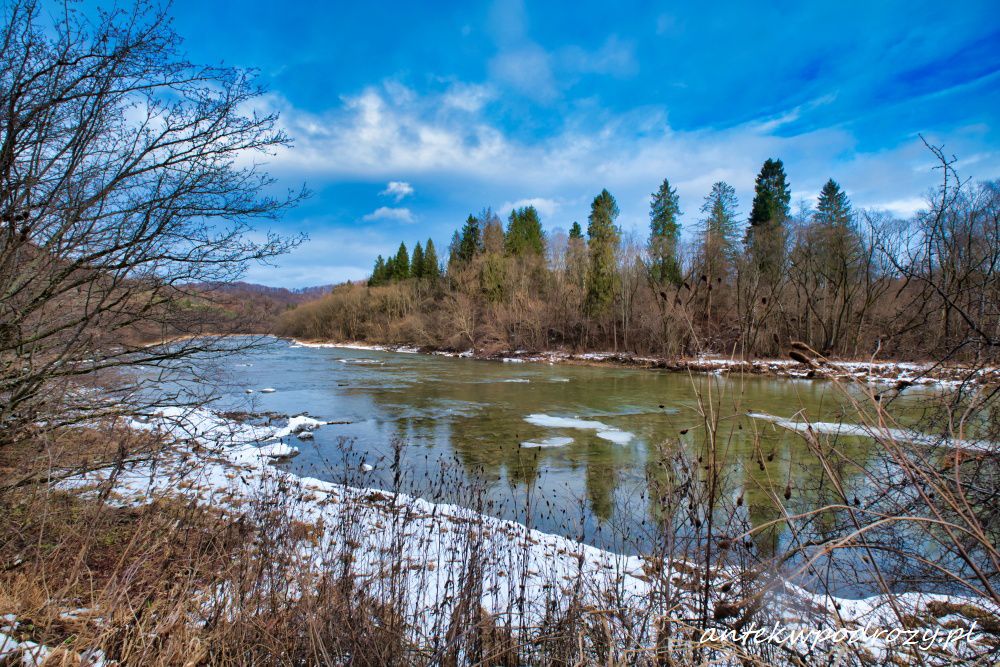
{"left": 193, "top": 338, "right": 978, "bottom": 597}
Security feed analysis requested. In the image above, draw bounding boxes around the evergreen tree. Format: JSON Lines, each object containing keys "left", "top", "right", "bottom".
{"left": 566, "top": 221, "right": 587, "bottom": 290}
{"left": 457, "top": 214, "right": 482, "bottom": 263}
{"left": 585, "top": 189, "right": 620, "bottom": 316}
{"left": 746, "top": 158, "right": 791, "bottom": 278}
{"left": 648, "top": 178, "right": 683, "bottom": 286}
{"left": 815, "top": 178, "right": 852, "bottom": 229}
{"left": 698, "top": 182, "right": 740, "bottom": 280}
{"left": 411, "top": 241, "right": 425, "bottom": 279}
{"left": 392, "top": 242, "right": 409, "bottom": 280}
{"left": 369, "top": 255, "right": 387, "bottom": 286}
{"left": 447, "top": 230, "right": 462, "bottom": 274}
{"left": 423, "top": 238, "right": 440, "bottom": 279}
{"left": 504, "top": 206, "right": 545, "bottom": 256}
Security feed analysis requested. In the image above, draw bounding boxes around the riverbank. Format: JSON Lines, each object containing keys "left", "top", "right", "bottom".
{"left": 3, "top": 404, "right": 989, "bottom": 664}
{"left": 289, "top": 339, "right": 1000, "bottom": 387}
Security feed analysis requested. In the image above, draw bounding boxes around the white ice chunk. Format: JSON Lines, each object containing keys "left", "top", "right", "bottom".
{"left": 520, "top": 436, "right": 574, "bottom": 448}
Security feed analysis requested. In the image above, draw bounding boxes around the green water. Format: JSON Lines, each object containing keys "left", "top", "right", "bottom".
{"left": 213, "top": 339, "right": 974, "bottom": 595}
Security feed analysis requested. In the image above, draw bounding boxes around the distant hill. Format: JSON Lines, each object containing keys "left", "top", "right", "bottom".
{"left": 171, "top": 282, "right": 335, "bottom": 335}
{"left": 196, "top": 281, "right": 334, "bottom": 306}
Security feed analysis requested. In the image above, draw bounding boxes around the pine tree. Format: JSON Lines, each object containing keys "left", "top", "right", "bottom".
{"left": 566, "top": 221, "right": 587, "bottom": 290}
{"left": 447, "top": 230, "right": 462, "bottom": 274}
{"left": 648, "top": 178, "right": 683, "bottom": 286}
{"left": 369, "top": 255, "right": 387, "bottom": 286}
{"left": 392, "top": 242, "right": 409, "bottom": 280}
{"left": 698, "top": 182, "right": 740, "bottom": 281}
{"left": 411, "top": 241, "right": 425, "bottom": 279}
{"left": 799, "top": 178, "right": 861, "bottom": 351}
{"left": 746, "top": 158, "right": 791, "bottom": 278}
{"left": 423, "top": 238, "right": 440, "bottom": 279}
{"left": 504, "top": 206, "right": 545, "bottom": 256}
{"left": 585, "top": 189, "right": 620, "bottom": 316}
{"left": 815, "top": 178, "right": 852, "bottom": 229}
{"left": 457, "top": 214, "right": 482, "bottom": 263}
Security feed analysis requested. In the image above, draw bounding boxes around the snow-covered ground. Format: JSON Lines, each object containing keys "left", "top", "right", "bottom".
{"left": 30, "top": 405, "right": 994, "bottom": 663}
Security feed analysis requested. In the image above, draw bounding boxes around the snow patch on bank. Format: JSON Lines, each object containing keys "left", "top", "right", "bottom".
{"left": 748, "top": 412, "right": 995, "bottom": 453}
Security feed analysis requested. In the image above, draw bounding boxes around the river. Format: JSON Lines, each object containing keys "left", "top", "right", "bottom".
{"left": 186, "top": 337, "right": 981, "bottom": 597}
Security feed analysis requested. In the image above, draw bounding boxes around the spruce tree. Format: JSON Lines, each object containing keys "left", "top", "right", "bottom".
{"left": 504, "top": 206, "right": 545, "bottom": 256}
{"left": 457, "top": 214, "right": 482, "bottom": 263}
{"left": 698, "top": 182, "right": 740, "bottom": 280}
{"left": 369, "top": 255, "right": 387, "bottom": 286}
{"left": 746, "top": 158, "right": 790, "bottom": 278}
{"left": 392, "top": 242, "right": 409, "bottom": 280}
{"left": 569, "top": 221, "right": 583, "bottom": 240}
{"left": 812, "top": 178, "right": 858, "bottom": 302}
{"left": 447, "top": 230, "right": 462, "bottom": 274}
{"left": 411, "top": 241, "right": 425, "bottom": 279}
{"left": 423, "top": 238, "right": 439, "bottom": 279}
{"left": 815, "top": 178, "right": 852, "bottom": 229}
{"left": 648, "top": 178, "right": 683, "bottom": 286}
{"left": 585, "top": 189, "right": 620, "bottom": 316}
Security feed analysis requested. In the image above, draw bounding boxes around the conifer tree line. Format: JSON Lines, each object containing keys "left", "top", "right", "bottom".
{"left": 280, "top": 149, "right": 999, "bottom": 364}
{"left": 369, "top": 238, "right": 440, "bottom": 285}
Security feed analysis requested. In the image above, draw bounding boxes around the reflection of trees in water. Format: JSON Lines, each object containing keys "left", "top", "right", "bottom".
{"left": 584, "top": 457, "right": 619, "bottom": 521}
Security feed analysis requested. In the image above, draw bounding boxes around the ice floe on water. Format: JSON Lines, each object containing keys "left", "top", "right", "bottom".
{"left": 595, "top": 430, "right": 635, "bottom": 445}
{"left": 524, "top": 413, "right": 635, "bottom": 445}
{"left": 502, "top": 378, "right": 531, "bottom": 383}
{"left": 520, "top": 436, "right": 574, "bottom": 448}
{"left": 748, "top": 412, "right": 995, "bottom": 452}
{"left": 525, "top": 414, "right": 607, "bottom": 429}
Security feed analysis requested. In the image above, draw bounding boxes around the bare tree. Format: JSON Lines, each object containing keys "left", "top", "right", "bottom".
{"left": 0, "top": 0, "right": 303, "bottom": 447}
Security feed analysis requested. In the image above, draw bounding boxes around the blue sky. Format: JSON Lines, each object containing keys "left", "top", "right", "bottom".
{"left": 161, "top": 0, "right": 999, "bottom": 287}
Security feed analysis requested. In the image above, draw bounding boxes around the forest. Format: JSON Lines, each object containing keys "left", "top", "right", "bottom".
{"left": 279, "top": 151, "right": 1000, "bottom": 365}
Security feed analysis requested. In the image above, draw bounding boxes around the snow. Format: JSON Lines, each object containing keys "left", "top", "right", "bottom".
{"left": 259, "top": 387, "right": 276, "bottom": 393}
{"left": 748, "top": 412, "right": 995, "bottom": 453}
{"left": 0, "top": 632, "right": 50, "bottom": 666}
{"left": 58, "top": 404, "right": 997, "bottom": 661}
{"left": 520, "top": 436, "right": 574, "bottom": 448}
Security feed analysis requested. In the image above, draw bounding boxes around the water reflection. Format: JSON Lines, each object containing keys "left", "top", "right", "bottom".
{"left": 193, "top": 339, "right": 989, "bottom": 596}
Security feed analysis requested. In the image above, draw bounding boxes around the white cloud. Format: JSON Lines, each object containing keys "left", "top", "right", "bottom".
{"left": 442, "top": 82, "right": 495, "bottom": 112}
{"left": 362, "top": 206, "right": 416, "bottom": 223}
{"left": 380, "top": 181, "right": 414, "bottom": 201}
{"left": 499, "top": 197, "right": 560, "bottom": 219}
{"left": 874, "top": 197, "right": 926, "bottom": 218}
{"left": 257, "top": 83, "right": 999, "bottom": 243}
